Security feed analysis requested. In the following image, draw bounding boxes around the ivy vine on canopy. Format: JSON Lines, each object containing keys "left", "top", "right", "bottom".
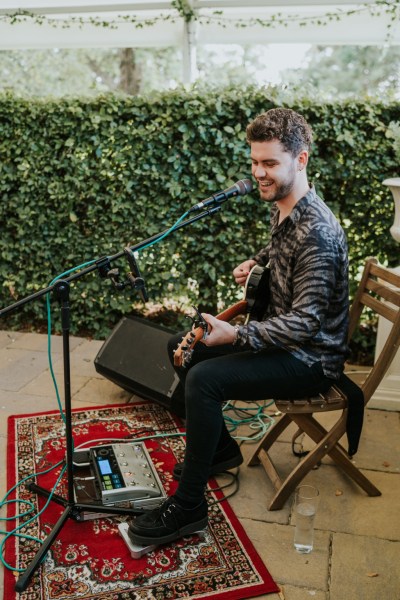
{"left": 0, "top": 0, "right": 399, "bottom": 35}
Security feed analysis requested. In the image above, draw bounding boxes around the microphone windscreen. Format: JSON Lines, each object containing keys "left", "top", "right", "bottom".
{"left": 237, "top": 179, "right": 253, "bottom": 195}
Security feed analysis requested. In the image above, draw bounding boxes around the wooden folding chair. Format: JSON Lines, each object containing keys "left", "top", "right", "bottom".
{"left": 247, "top": 257, "right": 400, "bottom": 510}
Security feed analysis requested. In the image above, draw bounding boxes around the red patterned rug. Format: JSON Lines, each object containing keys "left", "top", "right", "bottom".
{"left": 4, "top": 401, "right": 279, "bottom": 599}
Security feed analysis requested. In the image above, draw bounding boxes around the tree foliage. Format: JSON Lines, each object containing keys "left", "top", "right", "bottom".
{"left": 284, "top": 45, "right": 400, "bottom": 100}
{"left": 1, "top": 45, "right": 399, "bottom": 101}
{"left": 0, "top": 47, "right": 182, "bottom": 97}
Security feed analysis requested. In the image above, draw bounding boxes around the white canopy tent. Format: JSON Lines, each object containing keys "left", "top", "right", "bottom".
{"left": 0, "top": 1, "right": 399, "bottom": 81}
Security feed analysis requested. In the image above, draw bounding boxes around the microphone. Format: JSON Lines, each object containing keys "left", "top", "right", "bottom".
{"left": 188, "top": 179, "right": 253, "bottom": 213}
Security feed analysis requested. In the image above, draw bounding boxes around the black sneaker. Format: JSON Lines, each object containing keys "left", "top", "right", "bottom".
{"left": 173, "top": 438, "right": 243, "bottom": 481}
{"left": 128, "top": 496, "right": 208, "bottom": 546}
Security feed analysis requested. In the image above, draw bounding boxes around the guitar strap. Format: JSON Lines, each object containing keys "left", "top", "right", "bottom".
{"left": 290, "top": 373, "right": 364, "bottom": 459}
{"left": 335, "top": 372, "right": 364, "bottom": 457}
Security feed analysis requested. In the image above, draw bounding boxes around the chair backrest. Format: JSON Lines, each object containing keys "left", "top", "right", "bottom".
{"left": 348, "top": 257, "right": 400, "bottom": 404}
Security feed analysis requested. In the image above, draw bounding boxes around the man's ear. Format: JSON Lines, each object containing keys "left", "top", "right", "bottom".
{"left": 297, "top": 150, "right": 309, "bottom": 171}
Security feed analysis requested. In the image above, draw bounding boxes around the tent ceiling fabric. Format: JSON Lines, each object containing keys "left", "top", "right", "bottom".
{"left": 0, "top": 1, "right": 399, "bottom": 48}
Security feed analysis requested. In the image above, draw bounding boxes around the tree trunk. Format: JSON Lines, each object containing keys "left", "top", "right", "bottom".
{"left": 119, "top": 48, "right": 141, "bottom": 95}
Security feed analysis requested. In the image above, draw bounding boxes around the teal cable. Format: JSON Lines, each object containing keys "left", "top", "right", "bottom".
{"left": 0, "top": 460, "right": 66, "bottom": 572}
{"left": 222, "top": 400, "right": 275, "bottom": 442}
{"left": 74, "top": 432, "right": 186, "bottom": 450}
{"left": 136, "top": 211, "right": 190, "bottom": 253}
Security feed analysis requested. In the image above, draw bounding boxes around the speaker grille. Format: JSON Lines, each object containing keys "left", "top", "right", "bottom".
{"left": 94, "top": 316, "right": 184, "bottom": 416}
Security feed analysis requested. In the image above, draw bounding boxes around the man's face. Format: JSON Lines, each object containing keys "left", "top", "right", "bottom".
{"left": 250, "top": 139, "right": 298, "bottom": 203}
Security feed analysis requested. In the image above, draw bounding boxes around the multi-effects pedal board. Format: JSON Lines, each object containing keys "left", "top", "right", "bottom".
{"left": 73, "top": 441, "right": 167, "bottom": 513}
{"left": 91, "top": 442, "right": 165, "bottom": 505}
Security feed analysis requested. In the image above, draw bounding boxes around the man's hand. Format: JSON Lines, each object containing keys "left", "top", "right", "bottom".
{"left": 199, "top": 313, "right": 236, "bottom": 346}
{"left": 233, "top": 259, "right": 257, "bottom": 286}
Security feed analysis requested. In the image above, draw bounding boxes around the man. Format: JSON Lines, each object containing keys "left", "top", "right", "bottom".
{"left": 128, "top": 107, "right": 349, "bottom": 546}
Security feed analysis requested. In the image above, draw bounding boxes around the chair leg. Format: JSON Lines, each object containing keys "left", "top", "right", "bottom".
{"left": 294, "top": 413, "right": 381, "bottom": 497}
{"left": 291, "top": 412, "right": 347, "bottom": 451}
{"left": 267, "top": 418, "right": 343, "bottom": 510}
{"left": 328, "top": 444, "right": 381, "bottom": 496}
{"left": 248, "top": 409, "right": 381, "bottom": 511}
{"left": 247, "top": 413, "right": 292, "bottom": 466}
{"left": 292, "top": 416, "right": 348, "bottom": 457}
{"left": 257, "top": 448, "right": 282, "bottom": 492}
{"left": 248, "top": 412, "right": 344, "bottom": 510}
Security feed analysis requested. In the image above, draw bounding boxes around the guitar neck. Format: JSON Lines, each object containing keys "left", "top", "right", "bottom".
{"left": 173, "top": 300, "right": 248, "bottom": 367}
{"left": 192, "top": 300, "right": 248, "bottom": 344}
{"left": 216, "top": 299, "right": 248, "bottom": 322}
{"left": 174, "top": 267, "right": 267, "bottom": 368}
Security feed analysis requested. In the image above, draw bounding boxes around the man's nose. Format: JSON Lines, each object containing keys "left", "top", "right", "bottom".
{"left": 253, "top": 164, "right": 267, "bottom": 178}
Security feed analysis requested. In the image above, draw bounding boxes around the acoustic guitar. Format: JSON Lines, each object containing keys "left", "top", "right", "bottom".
{"left": 173, "top": 264, "right": 270, "bottom": 368}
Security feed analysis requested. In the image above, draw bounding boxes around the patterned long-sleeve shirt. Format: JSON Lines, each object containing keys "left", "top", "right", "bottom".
{"left": 235, "top": 186, "right": 349, "bottom": 380}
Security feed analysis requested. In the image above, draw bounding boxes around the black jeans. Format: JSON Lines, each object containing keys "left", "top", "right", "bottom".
{"left": 167, "top": 332, "right": 333, "bottom": 504}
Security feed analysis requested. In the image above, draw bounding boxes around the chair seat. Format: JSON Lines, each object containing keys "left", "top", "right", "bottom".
{"left": 275, "top": 385, "right": 347, "bottom": 414}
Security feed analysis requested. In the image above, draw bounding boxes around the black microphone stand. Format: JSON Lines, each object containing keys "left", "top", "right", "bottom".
{"left": 0, "top": 206, "right": 221, "bottom": 593}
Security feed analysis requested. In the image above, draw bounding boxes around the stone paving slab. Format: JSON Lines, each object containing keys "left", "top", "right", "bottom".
{"left": 0, "top": 393, "right": 62, "bottom": 435}
{"left": 4, "top": 331, "right": 84, "bottom": 353}
{"left": 351, "top": 408, "right": 400, "bottom": 473}
{"left": 52, "top": 349, "right": 102, "bottom": 378}
{"left": 278, "top": 584, "right": 327, "bottom": 600}
{"left": 223, "top": 442, "right": 297, "bottom": 525}
{"left": 0, "top": 330, "right": 24, "bottom": 349}
{"left": 70, "top": 338, "right": 105, "bottom": 359}
{"left": 330, "top": 532, "right": 400, "bottom": 600}
{"left": 71, "top": 377, "right": 133, "bottom": 406}
{"left": 0, "top": 348, "right": 56, "bottom": 392}
{"left": 291, "top": 465, "right": 400, "bottom": 541}
{"left": 241, "top": 519, "right": 331, "bottom": 592}
{"left": 19, "top": 370, "right": 89, "bottom": 398}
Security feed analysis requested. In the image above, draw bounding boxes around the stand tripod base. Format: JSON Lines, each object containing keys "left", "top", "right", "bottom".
{"left": 15, "top": 506, "right": 72, "bottom": 593}
{"left": 16, "top": 482, "right": 143, "bottom": 593}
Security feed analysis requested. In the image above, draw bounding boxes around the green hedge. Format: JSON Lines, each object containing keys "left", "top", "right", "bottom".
{"left": 0, "top": 88, "right": 399, "bottom": 348}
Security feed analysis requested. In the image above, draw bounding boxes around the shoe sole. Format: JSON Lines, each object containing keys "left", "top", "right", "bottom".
{"left": 128, "top": 516, "right": 209, "bottom": 546}
{"left": 173, "top": 454, "right": 243, "bottom": 481}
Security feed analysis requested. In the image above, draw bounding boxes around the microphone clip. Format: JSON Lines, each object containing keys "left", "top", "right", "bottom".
{"left": 123, "top": 247, "right": 149, "bottom": 302}
{"left": 106, "top": 268, "right": 126, "bottom": 291}
{"left": 104, "top": 248, "right": 149, "bottom": 303}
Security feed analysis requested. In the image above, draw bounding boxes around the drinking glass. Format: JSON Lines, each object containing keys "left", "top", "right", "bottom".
{"left": 293, "top": 484, "right": 319, "bottom": 554}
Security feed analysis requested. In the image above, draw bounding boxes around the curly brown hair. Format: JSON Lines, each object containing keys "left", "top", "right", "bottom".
{"left": 246, "top": 108, "right": 313, "bottom": 157}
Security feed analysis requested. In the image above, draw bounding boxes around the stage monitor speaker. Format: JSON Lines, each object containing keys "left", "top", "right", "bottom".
{"left": 94, "top": 316, "right": 185, "bottom": 418}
